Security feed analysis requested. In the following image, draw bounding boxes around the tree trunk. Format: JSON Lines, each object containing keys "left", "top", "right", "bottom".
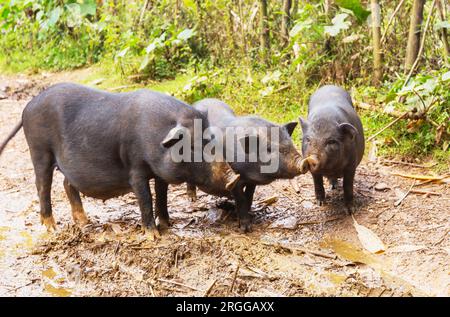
{"left": 371, "top": 0, "right": 382, "bottom": 85}
{"left": 291, "top": 0, "right": 299, "bottom": 19}
{"left": 281, "top": 0, "right": 292, "bottom": 47}
{"left": 437, "top": 0, "right": 450, "bottom": 59}
{"left": 259, "top": 0, "right": 270, "bottom": 62}
{"left": 405, "top": 0, "right": 426, "bottom": 73}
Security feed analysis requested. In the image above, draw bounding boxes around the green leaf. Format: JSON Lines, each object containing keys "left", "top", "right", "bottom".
{"left": 177, "top": 28, "right": 196, "bottom": 41}
{"left": 139, "top": 55, "right": 151, "bottom": 71}
{"left": 324, "top": 13, "right": 351, "bottom": 37}
{"left": 335, "top": 0, "right": 370, "bottom": 23}
{"left": 66, "top": 3, "right": 82, "bottom": 28}
{"left": 47, "top": 6, "right": 62, "bottom": 27}
{"left": 116, "top": 47, "right": 129, "bottom": 58}
{"left": 442, "top": 71, "right": 450, "bottom": 81}
{"left": 434, "top": 20, "right": 450, "bottom": 31}
{"left": 80, "top": 0, "right": 97, "bottom": 17}
{"left": 289, "top": 19, "right": 312, "bottom": 37}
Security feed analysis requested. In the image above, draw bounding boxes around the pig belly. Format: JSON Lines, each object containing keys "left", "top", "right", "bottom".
{"left": 57, "top": 164, "right": 132, "bottom": 200}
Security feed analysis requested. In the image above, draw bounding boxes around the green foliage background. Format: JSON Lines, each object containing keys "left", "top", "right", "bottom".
{"left": 0, "top": 0, "right": 448, "bottom": 167}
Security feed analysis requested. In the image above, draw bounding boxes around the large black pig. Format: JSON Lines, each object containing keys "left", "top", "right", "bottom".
{"left": 0, "top": 83, "right": 240, "bottom": 240}
{"left": 299, "top": 85, "right": 365, "bottom": 212}
{"left": 186, "top": 98, "right": 306, "bottom": 232}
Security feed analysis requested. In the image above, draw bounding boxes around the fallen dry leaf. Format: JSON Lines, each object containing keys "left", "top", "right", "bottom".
{"left": 259, "top": 195, "right": 278, "bottom": 206}
{"left": 352, "top": 215, "right": 385, "bottom": 254}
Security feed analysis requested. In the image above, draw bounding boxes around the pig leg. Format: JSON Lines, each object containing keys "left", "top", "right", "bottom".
{"left": 312, "top": 173, "right": 325, "bottom": 206}
{"left": 32, "top": 152, "right": 56, "bottom": 231}
{"left": 244, "top": 184, "right": 256, "bottom": 208}
{"left": 343, "top": 168, "right": 355, "bottom": 214}
{"left": 63, "top": 178, "right": 89, "bottom": 227}
{"left": 129, "top": 171, "right": 160, "bottom": 241}
{"left": 155, "top": 178, "right": 170, "bottom": 230}
{"left": 232, "top": 183, "right": 252, "bottom": 233}
{"left": 186, "top": 183, "right": 197, "bottom": 202}
{"left": 328, "top": 177, "right": 338, "bottom": 190}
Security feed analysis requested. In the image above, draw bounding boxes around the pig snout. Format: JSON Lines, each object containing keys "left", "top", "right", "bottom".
{"left": 212, "top": 161, "right": 240, "bottom": 191}
{"left": 303, "top": 155, "right": 320, "bottom": 173}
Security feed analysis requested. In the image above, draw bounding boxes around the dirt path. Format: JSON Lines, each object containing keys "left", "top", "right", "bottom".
{"left": 0, "top": 76, "right": 449, "bottom": 297}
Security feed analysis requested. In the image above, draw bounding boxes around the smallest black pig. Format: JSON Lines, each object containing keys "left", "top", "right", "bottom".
{"left": 299, "top": 85, "right": 364, "bottom": 212}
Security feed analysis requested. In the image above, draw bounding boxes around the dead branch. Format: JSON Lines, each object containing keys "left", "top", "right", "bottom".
{"left": 229, "top": 264, "right": 240, "bottom": 295}
{"left": 368, "top": 111, "right": 408, "bottom": 142}
{"left": 381, "top": 159, "right": 436, "bottom": 168}
{"left": 262, "top": 241, "right": 336, "bottom": 259}
{"left": 394, "top": 180, "right": 416, "bottom": 207}
{"left": 410, "top": 189, "right": 442, "bottom": 196}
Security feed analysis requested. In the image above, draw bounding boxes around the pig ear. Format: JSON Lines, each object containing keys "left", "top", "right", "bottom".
{"left": 161, "top": 126, "right": 185, "bottom": 148}
{"left": 238, "top": 135, "right": 259, "bottom": 155}
{"left": 299, "top": 117, "right": 309, "bottom": 132}
{"left": 338, "top": 123, "right": 357, "bottom": 141}
{"left": 283, "top": 122, "right": 298, "bottom": 136}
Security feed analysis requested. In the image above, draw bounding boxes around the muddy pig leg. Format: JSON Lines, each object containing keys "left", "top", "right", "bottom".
{"left": 31, "top": 151, "right": 56, "bottom": 231}
{"left": 312, "top": 173, "right": 325, "bottom": 206}
{"left": 186, "top": 183, "right": 197, "bottom": 202}
{"left": 155, "top": 178, "right": 170, "bottom": 230}
{"left": 63, "top": 178, "right": 89, "bottom": 227}
{"left": 343, "top": 168, "right": 355, "bottom": 214}
{"left": 129, "top": 170, "right": 160, "bottom": 241}
{"left": 232, "top": 182, "right": 252, "bottom": 233}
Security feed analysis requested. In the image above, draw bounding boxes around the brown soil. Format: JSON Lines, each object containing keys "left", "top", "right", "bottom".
{"left": 0, "top": 75, "right": 448, "bottom": 297}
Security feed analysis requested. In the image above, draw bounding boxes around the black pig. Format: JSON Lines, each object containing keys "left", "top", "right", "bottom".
{"left": 299, "top": 85, "right": 364, "bottom": 212}
{"left": 186, "top": 98, "right": 306, "bottom": 232}
{"left": 0, "top": 83, "right": 240, "bottom": 240}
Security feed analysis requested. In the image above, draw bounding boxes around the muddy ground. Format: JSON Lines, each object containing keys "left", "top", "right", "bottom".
{"left": 0, "top": 75, "right": 449, "bottom": 297}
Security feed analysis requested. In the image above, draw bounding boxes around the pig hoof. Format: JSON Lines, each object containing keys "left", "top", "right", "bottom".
{"left": 239, "top": 219, "right": 252, "bottom": 233}
{"left": 316, "top": 199, "right": 325, "bottom": 206}
{"left": 345, "top": 204, "right": 354, "bottom": 215}
{"left": 73, "top": 212, "right": 90, "bottom": 227}
{"left": 41, "top": 215, "right": 57, "bottom": 232}
{"left": 143, "top": 227, "right": 161, "bottom": 241}
{"left": 158, "top": 218, "right": 171, "bottom": 230}
{"left": 186, "top": 186, "right": 197, "bottom": 202}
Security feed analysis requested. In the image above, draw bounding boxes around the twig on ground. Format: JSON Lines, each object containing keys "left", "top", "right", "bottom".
{"left": 157, "top": 278, "right": 201, "bottom": 292}
{"left": 229, "top": 264, "right": 240, "bottom": 295}
{"left": 410, "top": 189, "right": 441, "bottom": 196}
{"left": 204, "top": 278, "right": 218, "bottom": 297}
{"left": 394, "top": 180, "right": 416, "bottom": 207}
{"left": 148, "top": 283, "right": 156, "bottom": 297}
{"left": 297, "top": 216, "right": 343, "bottom": 226}
{"left": 433, "top": 229, "right": 449, "bottom": 246}
{"left": 262, "top": 241, "right": 336, "bottom": 260}
{"left": 381, "top": 160, "right": 436, "bottom": 168}
{"left": 391, "top": 172, "right": 450, "bottom": 183}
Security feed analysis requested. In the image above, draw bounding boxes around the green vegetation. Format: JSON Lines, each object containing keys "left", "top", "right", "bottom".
{"left": 0, "top": 0, "right": 448, "bottom": 167}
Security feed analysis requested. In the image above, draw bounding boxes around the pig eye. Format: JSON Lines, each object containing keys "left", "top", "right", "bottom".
{"left": 326, "top": 139, "right": 338, "bottom": 146}
{"left": 304, "top": 137, "right": 311, "bottom": 143}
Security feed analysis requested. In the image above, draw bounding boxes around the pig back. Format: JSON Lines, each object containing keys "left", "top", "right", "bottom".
{"left": 308, "top": 85, "right": 364, "bottom": 164}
